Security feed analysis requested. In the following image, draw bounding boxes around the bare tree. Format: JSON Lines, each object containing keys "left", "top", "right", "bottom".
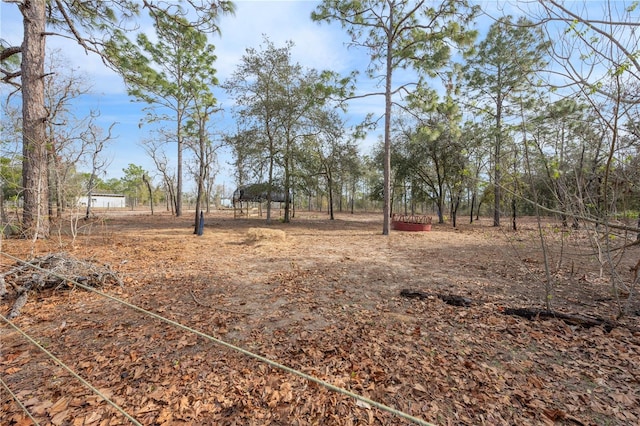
{"left": 42, "top": 50, "right": 106, "bottom": 218}
{"left": 1, "top": 0, "right": 234, "bottom": 238}
{"left": 0, "top": 102, "right": 22, "bottom": 236}
{"left": 83, "top": 124, "right": 114, "bottom": 220}
{"left": 203, "top": 143, "right": 219, "bottom": 213}
{"left": 523, "top": 0, "right": 640, "bottom": 316}
{"left": 141, "top": 136, "right": 176, "bottom": 214}
{"left": 142, "top": 173, "right": 154, "bottom": 215}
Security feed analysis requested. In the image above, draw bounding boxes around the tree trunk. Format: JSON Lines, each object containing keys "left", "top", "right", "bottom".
{"left": 52, "top": 156, "right": 63, "bottom": 218}
{"left": 193, "top": 195, "right": 202, "bottom": 234}
{"left": 403, "top": 183, "right": 408, "bottom": 215}
{"left": 1, "top": 181, "right": 9, "bottom": 236}
{"left": 176, "top": 119, "right": 183, "bottom": 217}
{"left": 470, "top": 192, "right": 476, "bottom": 224}
{"left": 382, "top": 21, "right": 394, "bottom": 236}
{"left": 291, "top": 186, "right": 295, "bottom": 219}
{"left": 85, "top": 188, "right": 93, "bottom": 220}
{"left": 283, "top": 153, "right": 291, "bottom": 223}
{"left": 47, "top": 166, "right": 54, "bottom": 218}
{"left": 436, "top": 191, "right": 445, "bottom": 224}
{"left": 328, "top": 173, "right": 334, "bottom": 221}
{"left": 493, "top": 160, "right": 500, "bottom": 227}
{"left": 193, "top": 120, "right": 208, "bottom": 233}
{"left": 167, "top": 179, "right": 176, "bottom": 215}
{"left": 501, "top": 307, "right": 620, "bottom": 332}
{"left": 193, "top": 171, "right": 204, "bottom": 234}
{"left": 494, "top": 96, "right": 503, "bottom": 227}
{"left": 21, "top": 0, "right": 50, "bottom": 239}
{"left": 452, "top": 195, "right": 460, "bottom": 228}
{"left": 350, "top": 180, "right": 355, "bottom": 214}
{"left": 266, "top": 158, "right": 273, "bottom": 224}
{"left": 143, "top": 174, "right": 154, "bottom": 215}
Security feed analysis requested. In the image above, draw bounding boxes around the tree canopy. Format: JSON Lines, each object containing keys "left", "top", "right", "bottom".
{"left": 312, "top": 0, "right": 478, "bottom": 234}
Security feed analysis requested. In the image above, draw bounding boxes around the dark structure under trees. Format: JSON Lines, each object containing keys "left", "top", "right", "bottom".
{"left": 232, "top": 183, "right": 289, "bottom": 219}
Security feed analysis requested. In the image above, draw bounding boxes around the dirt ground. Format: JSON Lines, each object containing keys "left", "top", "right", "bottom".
{"left": 1, "top": 210, "right": 639, "bottom": 425}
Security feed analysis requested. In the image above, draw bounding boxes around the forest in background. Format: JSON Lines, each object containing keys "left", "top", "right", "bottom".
{"left": 1, "top": 2, "right": 640, "bottom": 424}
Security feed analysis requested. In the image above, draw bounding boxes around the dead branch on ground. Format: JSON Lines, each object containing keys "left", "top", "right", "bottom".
{"left": 1, "top": 252, "right": 123, "bottom": 319}
{"left": 400, "top": 289, "right": 474, "bottom": 307}
{"left": 499, "top": 307, "right": 631, "bottom": 332}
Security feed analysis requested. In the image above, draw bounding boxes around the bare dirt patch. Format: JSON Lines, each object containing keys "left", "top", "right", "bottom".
{"left": 1, "top": 210, "right": 639, "bottom": 425}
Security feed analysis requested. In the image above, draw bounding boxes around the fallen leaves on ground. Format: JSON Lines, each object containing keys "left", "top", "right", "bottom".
{"left": 1, "top": 212, "right": 639, "bottom": 425}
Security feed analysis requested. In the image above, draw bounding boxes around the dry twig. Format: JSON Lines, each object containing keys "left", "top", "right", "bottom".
{"left": 1, "top": 252, "right": 123, "bottom": 319}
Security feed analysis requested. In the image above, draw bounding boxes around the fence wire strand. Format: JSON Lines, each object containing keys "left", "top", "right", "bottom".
{"left": 0, "top": 251, "right": 436, "bottom": 426}
{"left": 0, "top": 375, "right": 41, "bottom": 426}
{"left": 0, "top": 312, "right": 143, "bottom": 425}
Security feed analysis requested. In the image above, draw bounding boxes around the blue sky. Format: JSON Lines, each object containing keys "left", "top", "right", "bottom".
{"left": 2, "top": 1, "right": 387, "bottom": 193}
{"left": 1, "top": 0, "right": 594, "bottom": 194}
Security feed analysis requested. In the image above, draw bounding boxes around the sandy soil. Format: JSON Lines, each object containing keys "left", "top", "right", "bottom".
{"left": 1, "top": 210, "right": 639, "bottom": 425}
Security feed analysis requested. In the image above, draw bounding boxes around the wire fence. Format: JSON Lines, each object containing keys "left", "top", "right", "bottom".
{"left": 0, "top": 375, "right": 41, "bottom": 426}
{"left": 0, "top": 251, "right": 436, "bottom": 426}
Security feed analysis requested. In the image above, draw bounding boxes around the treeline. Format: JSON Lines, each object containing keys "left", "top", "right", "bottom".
{"left": 1, "top": 1, "right": 639, "bottom": 238}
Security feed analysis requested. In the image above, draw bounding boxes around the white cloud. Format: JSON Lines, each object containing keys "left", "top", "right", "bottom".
{"left": 0, "top": 0, "right": 391, "bottom": 181}
{"left": 215, "top": 1, "right": 355, "bottom": 78}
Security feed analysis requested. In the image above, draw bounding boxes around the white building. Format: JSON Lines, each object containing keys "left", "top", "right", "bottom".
{"left": 77, "top": 193, "right": 126, "bottom": 209}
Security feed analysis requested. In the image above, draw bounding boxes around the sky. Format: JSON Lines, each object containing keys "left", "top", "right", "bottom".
{"left": 1, "top": 1, "right": 387, "bottom": 194}
{"left": 1, "top": 1, "right": 612, "bottom": 195}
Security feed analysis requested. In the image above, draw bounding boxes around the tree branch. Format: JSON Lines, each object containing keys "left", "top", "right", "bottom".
{"left": 0, "top": 45, "right": 21, "bottom": 61}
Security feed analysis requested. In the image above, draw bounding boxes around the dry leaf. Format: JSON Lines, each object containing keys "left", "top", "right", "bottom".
{"left": 543, "top": 409, "right": 567, "bottom": 420}
{"left": 179, "top": 395, "right": 189, "bottom": 414}
{"left": 355, "top": 399, "right": 371, "bottom": 409}
{"left": 31, "top": 400, "right": 53, "bottom": 415}
{"left": 49, "top": 396, "right": 71, "bottom": 416}
{"left": 413, "top": 383, "right": 428, "bottom": 393}
{"left": 85, "top": 411, "right": 103, "bottom": 424}
{"left": 50, "top": 409, "right": 70, "bottom": 426}
{"left": 2, "top": 213, "right": 638, "bottom": 426}
{"left": 280, "top": 382, "right": 293, "bottom": 403}
{"left": 612, "top": 392, "right": 635, "bottom": 406}
{"left": 156, "top": 407, "right": 173, "bottom": 424}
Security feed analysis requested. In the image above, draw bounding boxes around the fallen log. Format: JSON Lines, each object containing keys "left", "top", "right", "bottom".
{"left": 400, "top": 289, "right": 473, "bottom": 307}
{"left": 400, "top": 289, "right": 639, "bottom": 333}
{"left": 501, "top": 308, "right": 617, "bottom": 332}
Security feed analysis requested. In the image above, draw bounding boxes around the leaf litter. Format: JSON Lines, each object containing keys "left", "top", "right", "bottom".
{"left": 1, "top": 211, "right": 639, "bottom": 425}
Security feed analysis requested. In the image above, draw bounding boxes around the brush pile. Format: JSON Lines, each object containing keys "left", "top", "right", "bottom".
{"left": 0, "top": 252, "right": 122, "bottom": 319}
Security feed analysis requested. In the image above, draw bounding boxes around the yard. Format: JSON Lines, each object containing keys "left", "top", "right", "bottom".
{"left": 1, "top": 210, "right": 639, "bottom": 425}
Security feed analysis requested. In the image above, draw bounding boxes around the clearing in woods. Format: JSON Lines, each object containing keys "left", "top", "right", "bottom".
{"left": 1, "top": 210, "right": 639, "bottom": 425}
